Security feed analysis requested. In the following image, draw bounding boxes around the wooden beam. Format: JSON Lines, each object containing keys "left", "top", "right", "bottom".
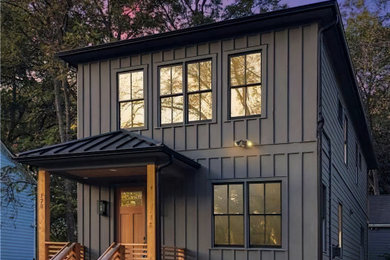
{"left": 38, "top": 170, "right": 50, "bottom": 260}
{"left": 146, "top": 164, "right": 156, "bottom": 260}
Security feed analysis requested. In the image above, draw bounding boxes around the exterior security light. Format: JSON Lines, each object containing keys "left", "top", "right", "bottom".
{"left": 234, "top": 139, "right": 253, "bottom": 148}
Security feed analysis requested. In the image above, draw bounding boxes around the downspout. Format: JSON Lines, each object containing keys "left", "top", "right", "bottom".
{"left": 156, "top": 155, "right": 173, "bottom": 260}
{"left": 317, "top": 14, "right": 339, "bottom": 260}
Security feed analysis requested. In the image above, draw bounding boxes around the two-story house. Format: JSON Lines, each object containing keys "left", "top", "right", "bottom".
{"left": 15, "top": 1, "right": 377, "bottom": 259}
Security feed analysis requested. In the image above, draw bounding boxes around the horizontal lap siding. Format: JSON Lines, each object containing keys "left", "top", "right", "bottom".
{"left": 321, "top": 45, "right": 368, "bottom": 260}
{"left": 76, "top": 24, "right": 319, "bottom": 259}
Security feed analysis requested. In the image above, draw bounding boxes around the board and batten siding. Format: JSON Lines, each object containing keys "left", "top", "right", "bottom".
{"left": 321, "top": 44, "right": 368, "bottom": 260}
{"left": 76, "top": 23, "right": 320, "bottom": 259}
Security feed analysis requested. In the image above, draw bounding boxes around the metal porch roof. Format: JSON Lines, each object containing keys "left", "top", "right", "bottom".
{"left": 14, "top": 130, "right": 200, "bottom": 170}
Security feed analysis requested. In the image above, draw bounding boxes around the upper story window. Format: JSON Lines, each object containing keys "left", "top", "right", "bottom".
{"left": 213, "top": 182, "right": 281, "bottom": 248}
{"left": 118, "top": 70, "right": 144, "bottom": 128}
{"left": 187, "top": 60, "right": 212, "bottom": 121}
{"left": 343, "top": 116, "right": 348, "bottom": 165}
{"left": 159, "top": 60, "right": 213, "bottom": 125}
{"left": 229, "top": 52, "right": 262, "bottom": 118}
{"left": 338, "top": 100, "right": 343, "bottom": 127}
{"left": 160, "top": 65, "right": 183, "bottom": 125}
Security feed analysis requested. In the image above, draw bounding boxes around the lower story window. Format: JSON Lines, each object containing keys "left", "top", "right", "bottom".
{"left": 213, "top": 182, "right": 281, "bottom": 248}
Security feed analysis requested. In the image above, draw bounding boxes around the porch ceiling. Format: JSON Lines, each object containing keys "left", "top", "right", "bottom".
{"left": 14, "top": 130, "right": 200, "bottom": 175}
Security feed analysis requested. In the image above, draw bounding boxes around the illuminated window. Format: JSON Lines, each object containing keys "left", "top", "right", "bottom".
{"left": 118, "top": 70, "right": 144, "bottom": 128}
{"left": 160, "top": 65, "right": 183, "bottom": 125}
{"left": 213, "top": 182, "right": 281, "bottom": 248}
{"left": 229, "top": 52, "right": 262, "bottom": 118}
{"left": 338, "top": 203, "right": 343, "bottom": 249}
{"left": 120, "top": 191, "right": 143, "bottom": 207}
{"left": 249, "top": 182, "right": 281, "bottom": 247}
{"left": 213, "top": 184, "right": 244, "bottom": 246}
{"left": 187, "top": 60, "right": 212, "bottom": 121}
{"left": 159, "top": 60, "right": 213, "bottom": 125}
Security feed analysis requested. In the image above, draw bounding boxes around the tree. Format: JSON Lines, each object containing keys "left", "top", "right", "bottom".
{"left": 1, "top": 0, "right": 288, "bottom": 241}
{"left": 344, "top": 3, "right": 390, "bottom": 194}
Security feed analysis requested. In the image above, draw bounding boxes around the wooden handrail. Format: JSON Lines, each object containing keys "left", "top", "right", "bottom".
{"left": 45, "top": 241, "right": 84, "bottom": 260}
{"left": 98, "top": 243, "right": 125, "bottom": 260}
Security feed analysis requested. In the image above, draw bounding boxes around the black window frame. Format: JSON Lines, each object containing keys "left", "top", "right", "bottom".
{"left": 343, "top": 115, "right": 349, "bottom": 165}
{"left": 338, "top": 100, "right": 343, "bottom": 127}
{"left": 186, "top": 59, "right": 213, "bottom": 123}
{"left": 248, "top": 182, "right": 282, "bottom": 248}
{"left": 158, "top": 59, "right": 213, "bottom": 126}
{"left": 213, "top": 183, "right": 245, "bottom": 247}
{"left": 118, "top": 69, "right": 146, "bottom": 129}
{"left": 338, "top": 203, "right": 343, "bottom": 251}
{"left": 228, "top": 51, "right": 262, "bottom": 119}
{"left": 159, "top": 63, "right": 185, "bottom": 126}
{"left": 212, "top": 181, "right": 282, "bottom": 249}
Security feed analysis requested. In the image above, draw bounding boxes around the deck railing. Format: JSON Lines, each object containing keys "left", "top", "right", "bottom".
{"left": 45, "top": 241, "right": 84, "bottom": 260}
{"left": 98, "top": 243, "right": 186, "bottom": 259}
{"left": 161, "top": 246, "right": 186, "bottom": 260}
{"left": 122, "top": 243, "right": 147, "bottom": 259}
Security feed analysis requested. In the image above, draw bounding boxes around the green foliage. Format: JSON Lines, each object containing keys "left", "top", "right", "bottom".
{"left": 345, "top": 4, "right": 390, "bottom": 194}
{"left": 0, "top": 0, "right": 284, "bottom": 242}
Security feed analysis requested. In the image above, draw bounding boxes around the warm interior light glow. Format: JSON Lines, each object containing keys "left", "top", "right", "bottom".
{"left": 234, "top": 139, "right": 254, "bottom": 148}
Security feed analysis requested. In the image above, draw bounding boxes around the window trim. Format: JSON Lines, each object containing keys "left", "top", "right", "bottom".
{"left": 115, "top": 65, "right": 148, "bottom": 131}
{"left": 159, "top": 63, "right": 185, "bottom": 126}
{"left": 212, "top": 179, "right": 282, "bottom": 249}
{"left": 213, "top": 183, "right": 245, "bottom": 247}
{"left": 338, "top": 203, "right": 343, "bottom": 253}
{"left": 154, "top": 54, "right": 217, "bottom": 128}
{"left": 343, "top": 115, "right": 349, "bottom": 166}
{"left": 185, "top": 59, "right": 213, "bottom": 123}
{"left": 223, "top": 46, "right": 267, "bottom": 122}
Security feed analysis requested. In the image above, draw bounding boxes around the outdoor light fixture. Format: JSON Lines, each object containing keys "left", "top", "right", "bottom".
{"left": 98, "top": 200, "right": 109, "bottom": 216}
{"left": 234, "top": 139, "right": 253, "bottom": 148}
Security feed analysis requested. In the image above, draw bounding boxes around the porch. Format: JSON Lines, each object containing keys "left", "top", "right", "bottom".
{"left": 15, "top": 130, "right": 200, "bottom": 260}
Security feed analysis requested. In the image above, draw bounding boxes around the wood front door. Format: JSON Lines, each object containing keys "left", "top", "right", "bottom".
{"left": 116, "top": 187, "right": 146, "bottom": 244}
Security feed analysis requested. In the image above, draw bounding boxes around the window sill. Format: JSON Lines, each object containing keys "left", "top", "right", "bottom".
{"left": 224, "top": 114, "right": 266, "bottom": 123}
{"left": 154, "top": 119, "right": 215, "bottom": 129}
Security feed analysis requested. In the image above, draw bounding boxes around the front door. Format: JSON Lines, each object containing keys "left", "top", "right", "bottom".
{"left": 116, "top": 187, "right": 146, "bottom": 244}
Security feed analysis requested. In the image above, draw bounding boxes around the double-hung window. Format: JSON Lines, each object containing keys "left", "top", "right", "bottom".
{"left": 213, "top": 184, "right": 244, "bottom": 246}
{"left": 118, "top": 70, "right": 145, "bottom": 128}
{"left": 160, "top": 65, "right": 184, "bottom": 125}
{"left": 213, "top": 182, "right": 281, "bottom": 248}
{"left": 159, "top": 60, "right": 213, "bottom": 125}
{"left": 187, "top": 60, "right": 212, "bottom": 121}
{"left": 229, "top": 52, "right": 262, "bottom": 118}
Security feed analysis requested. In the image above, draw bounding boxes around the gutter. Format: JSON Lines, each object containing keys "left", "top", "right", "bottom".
{"left": 317, "top": 13, "right": 339, "bottom": 260}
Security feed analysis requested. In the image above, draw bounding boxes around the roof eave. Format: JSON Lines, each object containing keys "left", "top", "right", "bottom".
{"left": 56, "top": 1, "right": 337, "bottom": 67}
{"left": 15, "top": 146, "right": 201, "bottom": 170}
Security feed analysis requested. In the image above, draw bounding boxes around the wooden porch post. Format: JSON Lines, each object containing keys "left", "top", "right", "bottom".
{"left": 37, "top": 170, "right": 50, "bottom": 260}
{"left": 147, "top": 164, "right": 156, "bottom": 260}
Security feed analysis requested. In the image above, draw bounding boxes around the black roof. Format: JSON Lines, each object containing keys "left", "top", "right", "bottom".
{"left": 55, "top": 0, "right": 377, "bottom": 169}
{"left": 369, "top": 196, "right": 390, "bottom": 224}
{"left": 14, "top": 130, "right": 200, "bottom": 170}
{"left": 57, "top": 1, "right": 336, "bottom": 67}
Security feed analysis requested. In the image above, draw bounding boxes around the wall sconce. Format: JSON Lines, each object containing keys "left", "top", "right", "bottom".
{"left": 234, "top": 139, "right": 253, "bottom": 148}
{"left": 98, "top": 200, "right": 109, "bottom": 216}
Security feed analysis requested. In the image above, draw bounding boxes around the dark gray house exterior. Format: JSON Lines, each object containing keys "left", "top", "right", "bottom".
{"left": 368, "top": 196, "right": 390, "bottom": 260}
{"left": 15, "top": 1, "right": 377, "bottom": 260}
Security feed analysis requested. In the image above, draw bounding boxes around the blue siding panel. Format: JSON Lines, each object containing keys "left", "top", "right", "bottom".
{"left": 0, "top": 146, "right": 36, "bottom": 260}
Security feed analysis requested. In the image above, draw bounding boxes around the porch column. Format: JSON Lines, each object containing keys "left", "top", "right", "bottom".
{"left": 37, "top": 170, "right": 50, "bottom": 260}
{"left": 147, "top": 164, "right": 156, "bottom": 260}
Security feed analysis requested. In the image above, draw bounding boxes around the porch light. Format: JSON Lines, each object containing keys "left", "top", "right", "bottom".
{"left": 234, "top": 139, "right": 253, "bottom": 148}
